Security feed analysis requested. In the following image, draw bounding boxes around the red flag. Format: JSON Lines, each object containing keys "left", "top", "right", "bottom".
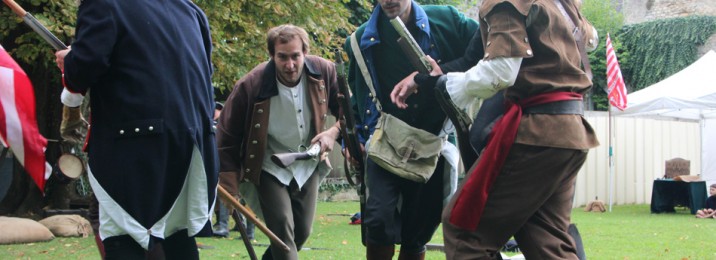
{"left": 606, "top": 33, "right": 628, "bottom": 110}
{"left": 0, "top": 44, "right": 51, "bottom": 192}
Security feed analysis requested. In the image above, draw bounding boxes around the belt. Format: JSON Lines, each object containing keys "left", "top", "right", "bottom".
{"left": 522, "top": 99, "right": 584, "bottom": 115}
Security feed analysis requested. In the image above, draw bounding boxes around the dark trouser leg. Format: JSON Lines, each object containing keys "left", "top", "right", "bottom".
{"left": 442, "top": 145, "right": 587, "bottom": 260}
{"left": 102, "top": 235, "right": 145, "bottom": 260}
{"left": 258, "top": 171, "right": 319, "bottom": 260}
{"left": 364, "top": 159, "right": 403, "bottom": 247}
{"left": 161, "top": 229, "right": 198, "bottom": 260}
{"left": 399, "top": 158, "right": 444, "bottom": 255}
{"left": 364, "top": 157, "right": 444, "bottom": 259}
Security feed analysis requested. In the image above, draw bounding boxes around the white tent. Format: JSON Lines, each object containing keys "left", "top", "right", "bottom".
{"left": 613, "top": 50, "right": 716, "bottom": 186}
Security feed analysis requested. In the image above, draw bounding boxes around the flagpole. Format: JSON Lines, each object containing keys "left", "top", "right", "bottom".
{"left": 608, "top": 103, "right": 614, "bottom": 212}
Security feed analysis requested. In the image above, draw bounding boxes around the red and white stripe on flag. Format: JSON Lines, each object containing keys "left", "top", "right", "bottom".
{"left": 606, "top": 33, "right": 628, "bottom": 110}
{"left": 0, "top": 44, "right": 51, "bottom": 193}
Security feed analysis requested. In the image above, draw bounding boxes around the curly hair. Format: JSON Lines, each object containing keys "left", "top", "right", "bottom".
{"left": 266, "top": 24, "right": 310, "bottom": 56}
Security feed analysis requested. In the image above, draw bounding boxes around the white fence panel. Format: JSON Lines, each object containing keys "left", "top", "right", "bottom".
{"left": 573, "top": 111, "right": 701, "bottom": 207}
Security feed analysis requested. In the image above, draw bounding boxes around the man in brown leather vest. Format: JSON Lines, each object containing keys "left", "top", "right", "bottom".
{"left": 415, "top": 0, "right": 599, "bottom": 258}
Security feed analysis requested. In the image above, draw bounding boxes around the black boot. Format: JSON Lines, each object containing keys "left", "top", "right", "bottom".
{"left": 397, "top": 247, "right": 425, "bottom": 260}
{"left": 367, "top": 244, "right": 395, "bottom": 260}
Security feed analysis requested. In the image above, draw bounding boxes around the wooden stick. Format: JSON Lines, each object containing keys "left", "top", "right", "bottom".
{"left": 2, "top": 0, "right": 27, "bottom": 17}
{"left": 217, "top": 185, "right": 290, "bottom": 252}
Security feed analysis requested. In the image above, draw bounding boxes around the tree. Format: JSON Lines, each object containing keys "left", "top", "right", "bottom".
{"left": 196, "top": 0, "right": 355, "bottom": 95}
{"left": 580, "top": 0, "right": 626, "bottom": 110}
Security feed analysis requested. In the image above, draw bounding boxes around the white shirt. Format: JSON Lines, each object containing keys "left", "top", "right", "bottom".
{"left": 262, "top": 73, "right": 319, "bottom": 188}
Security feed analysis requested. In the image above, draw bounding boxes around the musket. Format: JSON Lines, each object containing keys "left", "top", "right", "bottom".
{"left": 334, "top": 50, "right": 364, "bottom": 185}
{"left": 435, "top": 83, "right": 478, "bottom": 170}
{"left": 270, "top": 143, "right": 321, "bottom": 168}
{"left": 3, "top": 0, "right": 88, "bottom": 147}
{"left": 2, "top": 0, "right": 68, "bottom": 50}
{"left": 334, "top": 50, "right": 367, "bottom": 246}
{"left": 390, "top": 17, "right": 478, "bottom": 170}
{"left": 389, "top": 18, "right": 432, "bottom": 74}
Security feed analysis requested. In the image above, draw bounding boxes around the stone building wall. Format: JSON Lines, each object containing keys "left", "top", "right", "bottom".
{"left": 619, "top": 0, "right": 716, "bottom": 54}
{"left": 462, "top": 0, "right": 715, "bottom": 53}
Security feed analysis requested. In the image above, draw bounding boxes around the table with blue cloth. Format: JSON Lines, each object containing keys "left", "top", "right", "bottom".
{"left": 651, "top": 179, "right": 707, "bottom": 214}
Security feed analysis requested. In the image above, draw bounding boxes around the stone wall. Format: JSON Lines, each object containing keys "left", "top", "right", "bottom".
{"left": 620, "top": 0, "right": 716, "bottom": 53}
{"left": 621, "top": 0, "right": 716, "bottom": 25}
{"left": 462, "top": 0, "right": 715, "bottom": 53}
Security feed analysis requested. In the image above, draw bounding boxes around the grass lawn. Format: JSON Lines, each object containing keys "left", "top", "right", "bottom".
{"left": 3, "top": 202, "right": 716, "bottom": 259}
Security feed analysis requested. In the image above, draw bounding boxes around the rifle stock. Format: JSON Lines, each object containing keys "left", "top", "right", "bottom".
{"left": 390, "top": 18, "right": 432, "bottom": 74}
{"left": 270, "top": 143, "right": 320, "bottom": 168}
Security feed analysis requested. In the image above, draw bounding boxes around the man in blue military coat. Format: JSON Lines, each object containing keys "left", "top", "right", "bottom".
{"left": 54, "top": 0, "right": 218, "bottom": 258}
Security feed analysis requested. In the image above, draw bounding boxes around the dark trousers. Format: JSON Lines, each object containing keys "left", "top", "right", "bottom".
{"left": 258, "top": 171, "right": 319, "bottom": 260}
{"left": 102, "top": 229, "right": 197, "bottom": 260}
{"left": 364, "top": 157, "right": 445, "bottom": 253}
{"left": 442, "top": 144, "right": 588, "bottom": 260}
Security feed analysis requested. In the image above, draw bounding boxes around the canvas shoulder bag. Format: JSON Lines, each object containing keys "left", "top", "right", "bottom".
{"left": 350, "top": 33, "right": 443, "bottom": 183}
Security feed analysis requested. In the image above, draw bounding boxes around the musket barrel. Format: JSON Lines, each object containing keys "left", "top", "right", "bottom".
{"left": 2, "top": 0, "right": 67, "bottom": 50}
{"left": 23, "top": 14, "right": 67, "bottom": 50}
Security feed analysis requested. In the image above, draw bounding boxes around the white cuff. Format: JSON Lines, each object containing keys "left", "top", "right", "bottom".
{"left": 61, "top": 88, "right": 84, "bottom": 107}
{"left": 445, "top": 57, "right": 522, "bottom": 105}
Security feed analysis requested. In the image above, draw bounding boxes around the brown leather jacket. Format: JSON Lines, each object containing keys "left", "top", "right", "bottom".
{"left": 216, "top": 55, "right": 340, "bottom": 188}
{"left": 479, "top": 0, "right": 599, "bottom": 150}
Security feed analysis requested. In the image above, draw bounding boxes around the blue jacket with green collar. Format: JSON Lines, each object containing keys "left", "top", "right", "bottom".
{"left": 344, "top": 1, "right": 478, "bottom": 144}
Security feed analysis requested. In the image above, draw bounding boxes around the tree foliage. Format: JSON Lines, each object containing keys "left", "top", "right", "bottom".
{"left": 195, "top": 0, "right": 356, "bottom": 95}
{"left": 580, "top": 0, "right": 626, "bottom": 110}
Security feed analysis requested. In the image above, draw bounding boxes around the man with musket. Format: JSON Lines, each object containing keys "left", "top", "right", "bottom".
{"left": 392, "top": 0, "right": 600, "bottom": 258}
{"left": 344, "top": 0, "right": 478, "bottom": 258}
{"left": 54, "top": 0, "right": 218, "bottom": 258}
{"left": 216, "top": 24, "right": 342, "bottom": 260}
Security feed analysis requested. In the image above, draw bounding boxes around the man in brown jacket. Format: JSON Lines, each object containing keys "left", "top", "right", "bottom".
{"left": 393, "top": 0, "right": 599, "bottom": 259}
{"left": 216, "top": 24, "right": 341, "bottom": 260}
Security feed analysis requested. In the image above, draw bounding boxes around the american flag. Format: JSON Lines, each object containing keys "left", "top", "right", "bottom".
{"left": 0, "top": 44, "right": 51, "bottom": 192}
{"left": 606, "top": 33, "right": 628, "bottom": 110}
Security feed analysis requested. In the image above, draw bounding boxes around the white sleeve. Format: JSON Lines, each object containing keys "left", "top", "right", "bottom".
{"left": 445, "top": 57, "right": 522, "bottom": 109}
{"left": 61, "top": 88, "right": 84, "bottom": 107}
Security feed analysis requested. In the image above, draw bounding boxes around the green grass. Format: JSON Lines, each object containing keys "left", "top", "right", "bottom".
{"left": 3, "top": 203, "right": 716, "bottom": 259}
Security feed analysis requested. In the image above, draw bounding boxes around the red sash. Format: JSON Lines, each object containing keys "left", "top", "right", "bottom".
{"left": 449, "top": 91, "right": 583, "bottom": 231}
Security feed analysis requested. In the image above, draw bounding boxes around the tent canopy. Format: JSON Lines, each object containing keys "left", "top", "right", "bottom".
{"left": 613, "top": 50, "right": 716, "bottom": 186}
{"left": 613, "top": 50, "right": 716, "bottom": 120}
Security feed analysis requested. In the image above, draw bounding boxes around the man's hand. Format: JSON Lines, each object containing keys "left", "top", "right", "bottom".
{"left": 390, "top": 56, "right": 442, "bottom": 109}
{"left": 311, "top": 125, "right": 341, "bottom": 154}
{"left": 60, "top": 105, "right": 87, "bottom": 145}
{"left": 54, "top": 47, "right": 71, "bottom": 71}
{"left": 390, "top": 71, "right": 419, "bottom": 109}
